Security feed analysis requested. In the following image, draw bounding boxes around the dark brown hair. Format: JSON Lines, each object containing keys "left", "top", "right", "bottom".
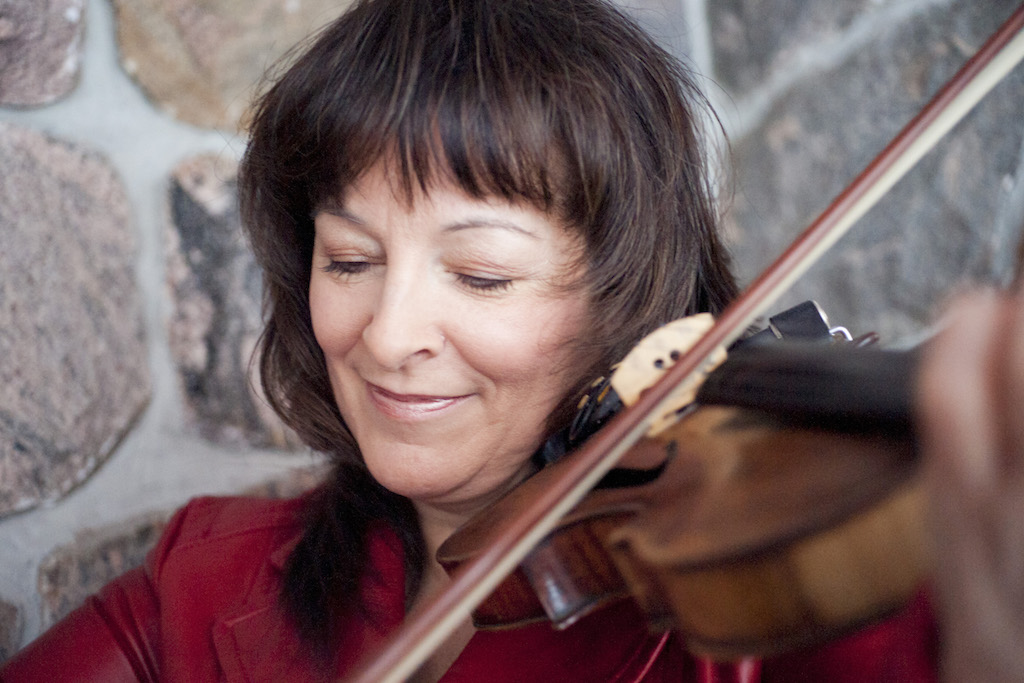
{"left": 238, "top": 0, "right": 736, "bottom": 662}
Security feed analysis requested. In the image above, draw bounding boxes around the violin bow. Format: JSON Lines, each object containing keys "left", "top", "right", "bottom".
{"left": 345, "top": 6, "right": 1024, "bottom": 681}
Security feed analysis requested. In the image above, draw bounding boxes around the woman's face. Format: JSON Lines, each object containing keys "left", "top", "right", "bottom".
{"left": 310, "top": 163, "right": 589, "bottom": 514}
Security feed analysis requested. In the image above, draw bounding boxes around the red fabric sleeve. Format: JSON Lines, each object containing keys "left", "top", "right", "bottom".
{"left": 0, "top": 566, "right": 161, "bottom": 682}
{"left": 761, "top": 588, "right": 939, "bottom": 683}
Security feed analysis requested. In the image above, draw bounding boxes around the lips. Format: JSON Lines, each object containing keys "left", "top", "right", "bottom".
{"left": 367, "top": 383, "right": 471, "bottom": 421}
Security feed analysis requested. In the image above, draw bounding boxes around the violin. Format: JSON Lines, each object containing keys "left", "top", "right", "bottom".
{"left": 344, "top": 7, "right": 1024, "bottom": 681}
{"left": 439, "top": 308, "right": 922, "bottom": 659}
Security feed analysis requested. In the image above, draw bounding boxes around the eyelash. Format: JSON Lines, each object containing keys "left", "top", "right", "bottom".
{"left": 322, "top": 261, "right": 513, "bottom": 293}
{"left": 322, "top": 260, "right": 371, "bottom": 276}
{"left": 457, "top": 274, "right": 513, "bottom": 292}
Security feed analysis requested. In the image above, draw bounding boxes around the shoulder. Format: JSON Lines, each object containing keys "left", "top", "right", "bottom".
{"left": 159, "top": 495, "right": 306, "bottom": 544}
{"left": 147, "top": 495, "right": 308, "bottom": 583}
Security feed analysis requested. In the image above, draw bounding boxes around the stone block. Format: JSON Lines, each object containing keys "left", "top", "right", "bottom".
{"left": 111, "top": 0, "right": 354, "bottom": 130}
{"left": 38, "top": 513, "right": 170, "bottom": 627}
{"left": 0, "top": 0, "right": 86, "bottom": 106}
{"left": 165, "top": 154, "right": 299, "bottom": 450}
{"left": 721, "top": 1, "right": 1024, "bottom": 343}
{"left": 0, "top": 123, "right": 150, "bottom": 519}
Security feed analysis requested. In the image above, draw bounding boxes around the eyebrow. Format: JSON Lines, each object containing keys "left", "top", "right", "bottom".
{"left": 315, "top": 199, "right": 540, "bottom": 239}
{"left": 443, "top": 218, "right": 539, "bottom": 239}
{"left": 315, "top": 199, "right": 364, "bottom": 225}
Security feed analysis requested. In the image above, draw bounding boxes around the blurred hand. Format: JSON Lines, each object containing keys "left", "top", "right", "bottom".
{"left": 917, "top": 290, "right": 1024, "bottom": 683}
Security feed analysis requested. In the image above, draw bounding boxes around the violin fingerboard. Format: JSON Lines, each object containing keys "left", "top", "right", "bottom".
{"left": 697, "top": 345, "right": 917, "bottom": 434}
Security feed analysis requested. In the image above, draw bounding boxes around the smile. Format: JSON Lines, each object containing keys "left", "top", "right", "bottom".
{"left": 367, "top": 383, "right": 471, "bottom": 421}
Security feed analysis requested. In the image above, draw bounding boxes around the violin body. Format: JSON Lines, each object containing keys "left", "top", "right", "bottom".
{"left": 609, "top": 405, "right": 925, "bottom": 659}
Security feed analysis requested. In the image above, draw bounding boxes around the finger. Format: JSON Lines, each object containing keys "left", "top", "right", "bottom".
{"left": 991, "top": 291, "right": 1024, "bottom": 484}
{"left": 917, "top": 290, "right": 1004, "bottom": 494}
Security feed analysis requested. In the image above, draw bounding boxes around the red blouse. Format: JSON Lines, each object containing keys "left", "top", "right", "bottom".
{"left": 0, "top": 495, "right": 938, "bottom": 682}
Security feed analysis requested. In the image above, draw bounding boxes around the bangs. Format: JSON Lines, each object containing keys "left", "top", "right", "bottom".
{"left": 301, "top": 0, "right": 578, "bottom": 217}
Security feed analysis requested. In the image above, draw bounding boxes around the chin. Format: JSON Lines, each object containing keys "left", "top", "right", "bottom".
{"left": 362, "top": 449, "right": 459, "bottom": 500}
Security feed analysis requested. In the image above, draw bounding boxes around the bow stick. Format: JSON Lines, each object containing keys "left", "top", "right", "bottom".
{"left": 345, "top": 6, "right": 1024, "bottom": 681}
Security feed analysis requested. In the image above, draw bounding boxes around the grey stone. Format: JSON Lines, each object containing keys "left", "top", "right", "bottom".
{"left": 0, "top": 123, "right": 150, "bottom": 518}
{"left": 721, "top": 1, "right": 1024, "bottom": 343}
{"left": 165, "top": 154, "right": 299, "bottom": 450}
{"left": 709, "top": 0, "right": 877, "bottom": 93}
{"left": 38, "top": 512, "right": 169, "bottom": 627}
{"left": 0, "top": 0, "right": 86, "bottom": 107}
{"left": 0, "top": 598, "right": 20, "bottom": 664}
{"left": 111, "top": 0, "right": 353, "bottom": 130}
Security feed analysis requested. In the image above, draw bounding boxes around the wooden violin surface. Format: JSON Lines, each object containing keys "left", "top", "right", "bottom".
{"left": 609, "top": 405, "right": 924, "bottom": 659}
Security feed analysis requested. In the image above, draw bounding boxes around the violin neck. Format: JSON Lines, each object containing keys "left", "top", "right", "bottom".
{"left": 696, "top": 344, "right": 918, "bottom": 435}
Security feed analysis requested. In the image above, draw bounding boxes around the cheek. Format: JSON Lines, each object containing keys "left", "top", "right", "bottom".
{"left": 461, "top": 299, "right": 590, "bottom": 393}
{"left": 309, "top": 282, "right": 366, "bottom": 359}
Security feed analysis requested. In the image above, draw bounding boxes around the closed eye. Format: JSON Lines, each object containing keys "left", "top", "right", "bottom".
{"left": 457, "top": 274, "right": 513, "bottom": 292}
{"left": 322, "top": 260, "right": 372, "bottom": 276}
{"left": 321, "top": 261, "right": 512, "bottom": 291}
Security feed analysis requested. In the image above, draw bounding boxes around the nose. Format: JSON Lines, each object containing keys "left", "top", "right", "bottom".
{"left": 361, "top": 272, "right": 445, "bottom": 370}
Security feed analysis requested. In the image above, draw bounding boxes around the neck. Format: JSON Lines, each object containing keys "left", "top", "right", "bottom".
{"left": 407, "top": 506, "right": 477, "bottom": 683}
{"left": 413, "top": 457, "right": 541, "bottom": 559}
{"left": 403, "top": 463, "right": 540, "bottom": 680}
{"left": 415, "top": 505, "right": 461, "bottom": 556}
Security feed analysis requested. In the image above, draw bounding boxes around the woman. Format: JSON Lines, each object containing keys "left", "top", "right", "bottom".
{"left": 234, "top": 0, "right": 740, "bottom": 676}
{"left": 2, "top": 0, "right": 1018, "bottom": 680}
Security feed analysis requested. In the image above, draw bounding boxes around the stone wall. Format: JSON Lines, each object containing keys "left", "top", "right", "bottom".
{"left": 715, "top": 0, "right": 1024, "bottom": 343}
{"left": 0, "top": 0, "right": 1021, "bottom": 662}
